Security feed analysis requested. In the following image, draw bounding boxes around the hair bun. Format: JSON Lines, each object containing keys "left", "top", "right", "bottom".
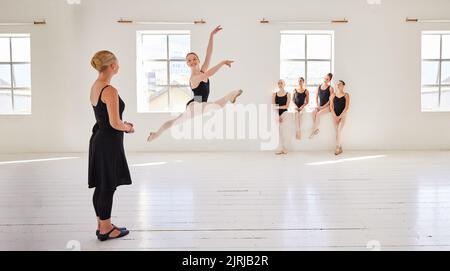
{"left": 91, "top": 50, "right": 117, "bottom": 72}
{"left": 91, "top": 57, "right": 102, "bottom": 71}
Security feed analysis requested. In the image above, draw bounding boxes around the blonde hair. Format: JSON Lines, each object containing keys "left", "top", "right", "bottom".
{"left": 91, "top": 50, "right": 117, "bottom": 72}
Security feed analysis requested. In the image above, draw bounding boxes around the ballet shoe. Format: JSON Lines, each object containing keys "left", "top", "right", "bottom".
{"left": 147, "top": 132, "right": 157, "bottom": 142}
{"left": 335, "top": 147, "right": 343, "bottom": 156}
{"left": 230, "top": 89, "right": 243, "bottom": 104}
{"left": 296, "top": 132, "right": 302, "bottom": 140}
{"left": 309, "top": 129, "right": 319, "bottom": 139}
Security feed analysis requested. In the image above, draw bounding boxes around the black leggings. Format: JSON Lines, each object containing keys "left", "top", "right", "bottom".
{"left": 92, "top": 188, "right": 116, "bottom": 220}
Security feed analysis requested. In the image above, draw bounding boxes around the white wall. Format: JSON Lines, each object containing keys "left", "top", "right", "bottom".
{"left": 1, "top": 0, "right": 450, "bottom": 153}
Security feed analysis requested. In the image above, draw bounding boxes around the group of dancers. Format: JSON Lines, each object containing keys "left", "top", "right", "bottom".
{"left": 87, "top": 26, "right": 349, "bottom": 241}
{"left": 273, "top": 73, "right": 350, "bottom": 156}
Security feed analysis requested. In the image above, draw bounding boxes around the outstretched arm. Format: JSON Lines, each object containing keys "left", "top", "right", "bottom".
{"left": 191, "top": 60, "right": 234, "bottom": 87}
{"left": 201, "top": 25, "right": 222, "bottom": 72}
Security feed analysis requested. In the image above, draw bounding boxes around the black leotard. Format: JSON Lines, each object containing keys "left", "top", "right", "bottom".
{"left": 333, "top": 94, "right": 347, "bottom": 116}
{"left": 294, "top": 89, "right": 307, "bottom": 108}
{"left": 187, "top": 79, "right": 210, "bottom": 107}
{"left": 275, "top": 93, "right": 288, "bottom": 116}
{"left": 318, "top": 85, "right": 331, "bottom": 107}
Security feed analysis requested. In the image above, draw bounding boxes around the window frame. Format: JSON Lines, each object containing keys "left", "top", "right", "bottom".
{"left": 421, "top": 32, "right": 450, "bottom": 112}
{"left": 0, "top": 34, "right": 31, "bottom": 115}
{"left": 137, "top": 30, "right": 191, "bottom": 113}
{"left": 280, "top": 31, "right": 334, "bottom": 110}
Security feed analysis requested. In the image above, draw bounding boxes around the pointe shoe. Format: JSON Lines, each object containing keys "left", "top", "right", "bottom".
{"left": 296, "top": 132, "right": 302, "bottom": 140}
{"left": 309, "top": 129, "right": 319, "bottom": 139}
{"left": 147, "top": 132, "right": 157, "bottom": 142}
{"left": 231, "top": 89, "right": 243, "bottom": 104}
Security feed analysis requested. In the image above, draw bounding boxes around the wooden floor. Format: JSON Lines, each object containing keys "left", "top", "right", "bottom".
{"left": 1, "top": 151, "right": 450, "bottom": 251}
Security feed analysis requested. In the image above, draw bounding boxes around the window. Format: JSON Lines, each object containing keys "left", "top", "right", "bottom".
{"left": 280, "top": 31, "right": 334, "bottom": 109}
{"left": 421, "top": 32, "right": 450, "bottom": 112}
{"left": 137, "top": 31, "right": 191, "bottom": 113}
{"left": 0, "top": 34, "right": 31, "bottom": 115}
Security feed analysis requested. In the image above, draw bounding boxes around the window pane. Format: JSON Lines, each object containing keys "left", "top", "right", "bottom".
{"left": 169, "top": 86, "right": 191, "bottom": 112}
{"left": 442, "top": 61, "right": 450, "bottom": 85}
{"left": 0, "top": 64, "right": 11, "bottom": 88}
{"left": 144, "top": 61, "right": 168, "bottom": 86}
{"left": 280, "top": 61, "right": 305, "bottom": 87}
{"left": 0, "top": 89, "right": 12, "bottom": 114}
{"left": 169, "top": 35, "right": 190, "bottom": 59}
{"left": 13, "top": 64, "right": 31, "bottom": 88}
{"left": 422, "top": 61, "right": 440, "bottom": 85}
{"left": 421, "top": 86, "right": 439, "bottom": 111}
{"left": 142, "top": 35, "right": 167, "bottom": 60}
{"left": 307, "top": 61, "right": 331, "bottom": 86}
{"left": 443, "top": 35, "right": 450, "bottom": 59}
{"left": 11, "top": 37, "right": 30, "bottom": 62}
{"left": 144, "top": 61, "right": 168, "bottom": 111}
{"left": 280, "top": 35, "right": 305, "bottom": 59}
{"left": 148, "top": 88, "right": 169, "bottom": 112}
{"left": 440, "top": 86, "right": 450, "bottom": 110}
{"left": 170, "top": 61, "right": 190, "bottom": 85}
{"left": 307, "top": 35, "right": 332, "bottom": 59}
{"left": 422, "top": 35, "right": 441, "bottom": 59}
{"left": 13, "top": 89, "right": 31, "bottom": 113}
{"left": 0, "top": 38, "right": 10, "bottom": 62}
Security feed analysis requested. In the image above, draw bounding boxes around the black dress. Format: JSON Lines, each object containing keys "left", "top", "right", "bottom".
{"left": 88, "top": 85, "right": 132, "bottom": 190}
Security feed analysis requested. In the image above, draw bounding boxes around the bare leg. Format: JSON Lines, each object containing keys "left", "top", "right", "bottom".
{"left": 276, "top": 113, "right": 288, "bottom": 155}
{"left": 148, "top": 89, "right": 243, "bottom": 141}
{"left": 295, "top": 110, "right": 303, "bottom": 140}
{"left": 333, "top": 119, "right": 339, "bottom": 154}
{"left": 147, "top": 113, "right": 184, "bottom": 141}
{"left": 310, "top": 107, "right": 331, "bottom": 139}
{"left": 336, "top": 116, "right": 346, "bottom": 152}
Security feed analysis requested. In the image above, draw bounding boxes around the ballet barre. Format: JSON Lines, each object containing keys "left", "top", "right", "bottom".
{"left": 260, "top": 18, "right": 348, "bottom": 24}
{"left": 406, "top": 18, "right": 450, "bottom": 23}
{"left": 0, "top": 20, "right": 46, "bottom": 26}
{"left": 117, "top": 19, "right": 206, "bottom": 25}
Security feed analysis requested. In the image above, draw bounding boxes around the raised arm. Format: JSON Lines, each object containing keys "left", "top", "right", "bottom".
{"left": 201, "top": 25, "right": 222, "bottom": 72}
{"left": 191, "top": 60, "right": 234, "bottom": 87}
{"left": 103, "top": 86, "right": 133, "bottom": 133}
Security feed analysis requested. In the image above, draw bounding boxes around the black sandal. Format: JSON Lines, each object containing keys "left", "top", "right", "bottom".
{"left": 96, "top": 224, "right": 127, "bottom": 237}
{"left": 97, "top": 226, "right": 129, "bottom": 241}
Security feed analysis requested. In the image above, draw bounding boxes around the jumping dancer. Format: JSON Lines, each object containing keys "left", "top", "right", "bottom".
{"left": 147, "top": 26, "right": 243, "bottom": 142}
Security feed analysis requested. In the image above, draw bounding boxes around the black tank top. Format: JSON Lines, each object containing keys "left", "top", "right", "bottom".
{"left": 275, "top": 93, "right": 288, "bottom": 116}
{"left": 318, "top": 85, "right": 331, "bottom": 107}
{"left": 92, "top": 85, "right": 125, "bottom": 133}
{"left": 333, "top": 94, "right": 347, "bottom": 116}
{"left": 187, "top": 78, "right": 210, "bottom": 107}
{"left": 294, "top": 89, "right": 307, "bottom": 108}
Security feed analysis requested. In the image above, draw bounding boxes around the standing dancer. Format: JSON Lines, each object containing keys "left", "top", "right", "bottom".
{"left": 292, "top": 77, "right": 309, "bottom": 140}
{"left": 89, "top": 51, "right": 133, "bottom": 241}
{"left": 330, "top": 80, "right": 350, "bottom": 155}
{"left": 272, "top": 80, "right": 291, "bottom": 155}
{"left": 310, "top": 73, "right": 334, "bottom": 139}
{"left": 147, "top": 26, "right": 243, "bottom": 142}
